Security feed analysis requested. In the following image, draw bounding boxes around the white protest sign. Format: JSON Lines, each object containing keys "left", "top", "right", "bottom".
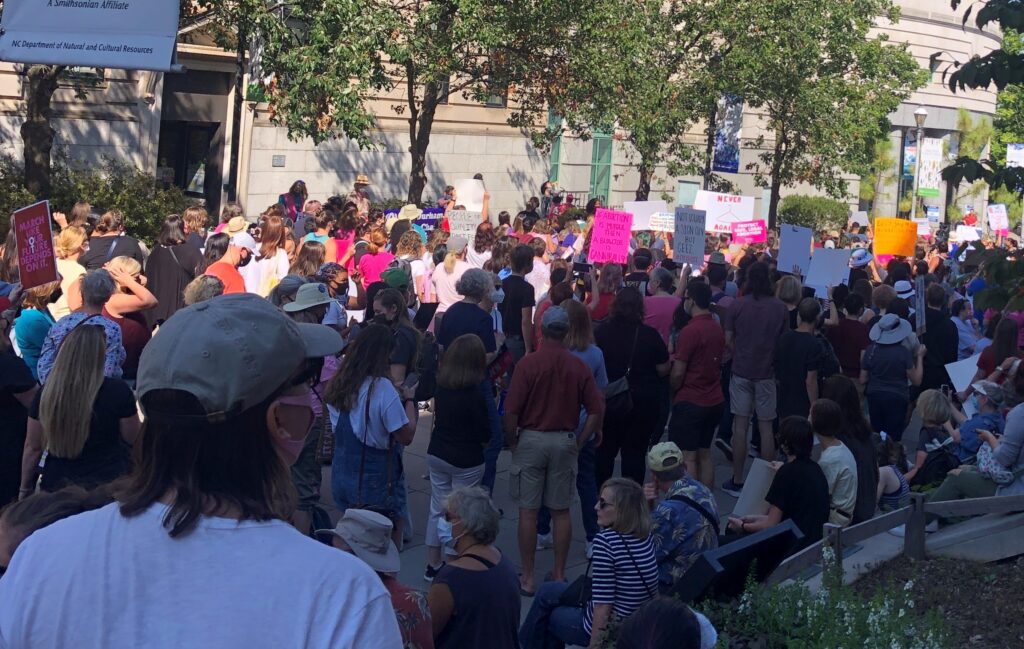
{"left": 955, "top": 225, "right": 981, "bottom": 242}
{"left": 777, "top": 224, "right": 813, "bottom": 277}
{"left": 1008, "top": 143, "right": 1024, "bottom": 168}
{"left": 693, "top": 190, "right": 755, "bottom": 233}
{"left": 987, "top": 203, "right": 1009, "bottom": 233}
{"left": 648, "top": 212, "right": 675, "bottom": 232}
{"left": 446, "top": 210, "right": 481, "bottom": 239}
{"left": 945, "top": 353, "right": 982, "bottom": 393}
{"left": 912, "top": 218, "right": 930, "bottom": 236}
{"left": 0, "top": 0, "right": 179, "bottom": 71}
{"left": 453, "top": 179, "right": 485, "bottom": 212}
{"left": 732, "top": 459, "right": 778, "bottom": 517}
{"left": 804, "top": 248, "right": 851, "bottom": 298}
{"left": 624, "top": 200, "right": 668, "bottom": 231}
{"left": 673, "top": 207, "right": 706, "bottom": 267}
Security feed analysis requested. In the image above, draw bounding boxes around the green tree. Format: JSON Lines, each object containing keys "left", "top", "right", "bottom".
{"left": 735, "top": 0, "right": 926, "bottom": 229}
{"left": 858, "top": 127, "right": 898, "bottom": 217}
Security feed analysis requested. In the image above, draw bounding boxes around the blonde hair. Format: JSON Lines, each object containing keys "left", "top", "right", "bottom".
{"left": 916, "top": 389, "right": 951, "bottom": 426}
{"left": 396, "top": 229, "right": 424, "bottom": 258}
{"left": 55, "top": 226, "right": 87, "bottom": 259}
{"left": 443, "top": 251, "right": 458, "bottom": 274}
{"left": 107, "top": 256, "right": 142, "bottom": 294}
{"left": 39, "top": 324, "right": 106, "bottom": 458}
{"left": 182, "top": 206, "right": 209, "bottom": 232}
{"left": 600, "top": 477, "right": 651, "bottom": 538}
{"left": 775, "top": 275, "right": 803, "bottom": 306}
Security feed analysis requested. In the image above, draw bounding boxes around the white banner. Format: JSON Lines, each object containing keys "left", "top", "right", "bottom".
{"left": 693, "top": 190, "right": 755, "bottom": 233}
{"left": 917, "top": 137, "right": 943, "bottom": 198}
{"left": 0, "top": 0, "right": 179, "bottom": 71}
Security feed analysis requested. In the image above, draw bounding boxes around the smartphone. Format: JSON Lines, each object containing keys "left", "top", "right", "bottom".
{"left": 941, "top": 384, "right": 951, "bottom": 398}
{"left": 572, "top": 262, "right": 593, "bottom": 276}
{"left": 402, "top": 372, "right": 419, "bottom": 389}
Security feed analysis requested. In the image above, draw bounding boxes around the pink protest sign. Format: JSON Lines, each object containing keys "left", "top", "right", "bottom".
{"left": 13, "top": 200, "right": 57, "bottom": 290}
{"left": 731, "top": 219, "right": 767, "bottom": 244}
{"left": 590, "top": 208, "right": 633, "bottom": 264}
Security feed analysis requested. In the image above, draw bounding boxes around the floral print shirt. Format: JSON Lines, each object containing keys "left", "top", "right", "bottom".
{"left": 650, "top": 476, "right": 720, "bottom": 587}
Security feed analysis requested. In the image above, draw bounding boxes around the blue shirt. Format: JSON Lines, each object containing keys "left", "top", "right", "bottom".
{"left": 958, "top": 409, "right": 1005, "bottom": 461}
{"left": 651, "top": 476, "right": 720, "bottom": 586}
{"left": 37, "top": 312, "right": 125, "bottom": 384}
{"left": 14, "top": 308, "right": 55, "bottom": 380}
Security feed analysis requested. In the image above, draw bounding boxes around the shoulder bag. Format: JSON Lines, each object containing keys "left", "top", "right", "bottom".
{"left": 604, "top": 326, "right": 639, "bottom": 416}
{"left": 354, "top": 381, "right": 396, "bottom": 520}
{"left": 557, "top": 558, "right": 593, "bottom": 608}
{"left": 312, "top": 386, "right": 334, "bottom": 466}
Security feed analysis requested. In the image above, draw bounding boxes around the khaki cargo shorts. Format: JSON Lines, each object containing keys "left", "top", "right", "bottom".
{"left": 729, "top": 375, "right": 777, "bottom": 421}
{"left": 509, "top": 429, "right": 578, "bottom": 510}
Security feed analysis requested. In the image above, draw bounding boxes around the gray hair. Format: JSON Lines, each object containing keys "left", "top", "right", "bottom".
{"left": 455, "top": 268, "right": 492, "bottom": 301}
{"left": 183, "top": 275, "right": 224, "bottom": 306}
{"left": 650, "top": 266, "right": 674, "bottom": 292}
{"left": 81, "top": 269, "right": 116, "bottom": 308}
{"left": 445, "top": 486, "right": 500, "bottom": 545}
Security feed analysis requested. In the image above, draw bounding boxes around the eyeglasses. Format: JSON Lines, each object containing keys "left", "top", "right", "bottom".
{"left": 597, "top": 498, "right": 613, "bottom": 510}
{"left": 443, "top": 511, "right": 455, "bottom": 522}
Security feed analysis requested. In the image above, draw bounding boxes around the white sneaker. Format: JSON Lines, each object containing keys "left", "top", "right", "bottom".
{"left": 926, "top": 520, "right": 939, "bottom": 533}
{"left": 586, "top": 542, "right": 594, "bottom": 559}
{"left": 536, "top": 533, "right": 553, "bottom": 549}
{"left": 888, "top": 524, "right": 906, "bottom": 537}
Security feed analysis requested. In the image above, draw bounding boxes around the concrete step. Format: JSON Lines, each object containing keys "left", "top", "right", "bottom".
{"left": 926, "top": 512, "right": 1024, "bottom": 562}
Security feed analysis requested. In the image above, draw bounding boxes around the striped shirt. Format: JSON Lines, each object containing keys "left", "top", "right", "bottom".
{"left": 583, "top": 530, "right": 659, "bottom": 635}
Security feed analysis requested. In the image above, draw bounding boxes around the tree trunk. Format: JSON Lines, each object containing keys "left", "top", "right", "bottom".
{"left": 702, "top": 104, "right": 717, "bottom": 191}
{"left": 635, "top": 160, "right": 651, "bottom": 201}
{"left": 406, "top": 78, "right": 440, "bottom": 206}
{"left": 767, "top": 131, "right": 788, "bottom": 231}
{"left": 21, "top": 65, "right": 63, "bottom": 197}
{"left": 227, "top": 26, "right": 246, "bottom": 202}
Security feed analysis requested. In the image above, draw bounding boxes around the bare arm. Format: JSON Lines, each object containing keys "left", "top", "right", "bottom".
{"left": 104, "top": 266, "right": 157, "bottom": 315}
{"left": 503, "top": 412, "right": 520, "bottom": 450}
{"left": 391, "top": 401, "right": 418, "bottom": 446}
{"left": 806, "top": 370, "right": 819, "bottom": 404}
{"left": 119, "top": 414, "right": 141, "bottom": 446}
{"left": 908, "top": 347, "right": 926, "bottom": 386}
{"left": 904, "top": 450, "right": 927, "bottom": 483}
{"left": 66, "top": 276, "right": 84, "bottom": 313}
{"left": 481, "top": 191, "right": 490, "bottom": 223}
{"left": 727, "top": 505, "right": 785, "bottom": 533}
{"left": 587, "top": 604, "right": 614, "bottom": 649}
{"left": 576, "top": 412, "right": 602, "bottom": 449}
{"left": 427, "top": 583, "right": 455, "bottom": 639}
{"left": 670, "top": 359, "right": 687, "bottom": 394}
{"left": 14, "top": 385, "right": 37, "bottom": 410}
{"left": 655, "top": 361, "right": 670, "bottom": 378}
{"left": 20, "top": 418, "right": 44, "bottom": 495}
{"left": 521, "top": 307, "right": 534, "bottom": 354}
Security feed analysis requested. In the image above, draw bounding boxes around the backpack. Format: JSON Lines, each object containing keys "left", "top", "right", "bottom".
{"left": 815, "top": 332, "right": 841, "bottom": 381}
{"left": 911, "top": 446, "right": 959, "bottom": 488}
{"left": 414, "top": 331, "right": 440, "bottom": 401}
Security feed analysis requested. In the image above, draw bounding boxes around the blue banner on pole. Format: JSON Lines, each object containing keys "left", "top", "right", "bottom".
{"left": 712, "top": 94, "right": 743, "bottom": 174}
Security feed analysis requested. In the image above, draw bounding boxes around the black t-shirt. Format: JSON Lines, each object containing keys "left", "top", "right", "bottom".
{"left": 29, "top": 377, "right": 136, "bottom": 491}
{"left": 185, "top": 232, "right": 205, "bottom": 252}
{"left": 80, "top": 235, "right": 146, "bottom": 270}
{"left": 765, "top": 457, "right": 830, "bottom": 550}
{"left": 595, "top": 320, "right": 669, "bottom": 388}
{"left": 623, "top": 271, "right": 649, "bottom": 296}
{"left": 437, "top": 302, "right": 496, "bottom": 352}
{"left": 774, "top": 330, "right": 823, "bottom": 419}
{"left": 500, "top": 275, "right": 535, "bottom": 338}
{"left": 921, "top": 308, "right": 958, "bottom": 391}
{"left": 427, "top": 385, "right": 492, "bottom": 468}
{"left": 0, "top": 351, "right": 35, "bottom": 507}
{"left": 390, "top": 325, "right": 419, "bottom": 370}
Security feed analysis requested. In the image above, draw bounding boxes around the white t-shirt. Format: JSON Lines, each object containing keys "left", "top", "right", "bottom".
{"left": 431, "top": 259, "right": 470, "bottom": 314}
{"left": 328, "top": 377, "right": 409, "bottom": 450}
{"left": 241, "top": 248, "right": 290, "bottom": 296}
{"left": 525, "top": 261, "right": 551, "bottom": 299}
{"left": 818, "top": 442, "right": 859, "bottom": 525}
{"left": 0, "top": 503, "right": 401, "bottom": 649}
{"left": 466, "top": 246, "right": 492, "bottom": 269}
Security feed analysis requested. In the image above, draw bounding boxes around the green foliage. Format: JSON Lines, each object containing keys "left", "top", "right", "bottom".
{"left": 778, "top": 195, "right": 851, "bottom": 232}
{"left": 859, "top": 128, "right": 897, "bottom": 216}
{"left": 704, "top": 556, "right": 950, "bottom": 648}
{"left": 0, "top": 155, "right": 192, "bottom": 244}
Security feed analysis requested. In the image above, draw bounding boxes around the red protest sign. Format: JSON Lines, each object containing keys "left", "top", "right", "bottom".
{"left": 13, "top": 200, "right": 58, "bottom": 289}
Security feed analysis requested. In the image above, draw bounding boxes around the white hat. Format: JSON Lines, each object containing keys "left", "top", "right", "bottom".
{"left": 869, "top": 313, "right": 912, "bottom": 345}
{"left": 315, "top": 509, "right": 400, "bottom": 574}
{"left": 894, "top": 280, "right": 914, "bottom": 300}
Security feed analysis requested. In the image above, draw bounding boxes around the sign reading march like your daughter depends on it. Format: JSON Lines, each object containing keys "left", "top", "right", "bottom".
{"left": 13, "top": 200, "right": 58, "bottom": 290}
{"left": 590, "top": 208, "right": 633, "bottom": 264}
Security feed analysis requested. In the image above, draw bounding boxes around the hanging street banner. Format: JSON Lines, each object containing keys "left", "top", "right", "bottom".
{"left": 1008, "top": 143, "right": 1024, "bottom": 168}
{"left": 917, "top": 137, "right": 943, "bottom": 198}
{"left": 712, "top": 94, "right": 743, "bottom": 174}
{"left": 0, "top": 0, "right": 180, "bottom": 71}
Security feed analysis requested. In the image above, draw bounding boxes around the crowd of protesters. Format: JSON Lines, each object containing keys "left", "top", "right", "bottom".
{"left": 1, "top": 175, "right": 1023, "bottom": 649}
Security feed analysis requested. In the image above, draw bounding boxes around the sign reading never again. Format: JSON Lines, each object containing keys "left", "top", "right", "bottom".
{"left": 0, "top": 0, "right": 179, "bottom": 71}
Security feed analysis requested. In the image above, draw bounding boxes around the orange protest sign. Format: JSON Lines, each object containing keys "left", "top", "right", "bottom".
{"left": 873, "top": 217, "right": 917, "bottom": 257}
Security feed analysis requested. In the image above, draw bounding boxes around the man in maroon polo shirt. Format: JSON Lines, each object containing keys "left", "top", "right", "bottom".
{"left": 504, "top": 305, "right": 604, "bottom": 596}
{"left": 669, "top": 280, "right": 726, "bottom": 490}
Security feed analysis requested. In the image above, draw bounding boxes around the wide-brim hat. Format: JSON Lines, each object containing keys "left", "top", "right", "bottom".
{"left": 224, "top": 216, "right": 247, "bottom": 236}
{"left": 283, "top": 282, "right": 333, "bottom": 312}
{"left": 849, "top": 248, "right": 873, "bottom": 268}
{"left": 315, "top": 509, "right": 400, "bottom": 574}
{"left": 869, "top": 313, "right": 912, "bottom": 345}
{"left": 894, "top": 280, "right": 915, "bottom": 300}
{"left": 707, "top": 251, "right": 727, "bottom": 266}
{"left": 397, "top": 204, "right": 423, "bottom": 221}
{"left": 355, "top": 174, "right": 371, "bottom": 186}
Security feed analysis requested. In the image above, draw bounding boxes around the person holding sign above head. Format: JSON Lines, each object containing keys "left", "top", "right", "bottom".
{"left": 432, "top": 236, "right": 471, "bottom": 320}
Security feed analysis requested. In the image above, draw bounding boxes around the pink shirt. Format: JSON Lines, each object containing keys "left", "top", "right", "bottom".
{"left": 358, "top": 251, "right": 395, "bottom": 288}
{"left": 644, "top": 295, "right": 682, "bottom": 345}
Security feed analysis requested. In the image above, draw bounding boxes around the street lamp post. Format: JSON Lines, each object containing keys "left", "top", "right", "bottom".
{"left": 910, "top": 106, "right": 928, "bottom": 220}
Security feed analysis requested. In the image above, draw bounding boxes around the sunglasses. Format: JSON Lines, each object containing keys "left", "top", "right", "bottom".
{"left": 597, "top": 498, "right": 613, "bottom": 510}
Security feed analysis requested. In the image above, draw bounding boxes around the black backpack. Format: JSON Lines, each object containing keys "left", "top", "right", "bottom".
{"left": 815, "top": 333, "right": 841, "bottom": 381}
{"left": 414, "top": 332, "right": 440, "bottom": 401}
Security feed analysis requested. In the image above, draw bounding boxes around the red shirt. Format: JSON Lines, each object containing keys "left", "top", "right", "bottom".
{"left": 102, "top": 308, "right": 151, "bottom": 379}
{"left": 826, "top": 317, "right": 870, "bottom": 378}
{"left": 673, "top": 314, "right": 725, "bottom": 406}
{"left": 205, "top": 262, "right": 246, "bottom": 294}
{"left": 589, "top": 292, "right": 616, "bottom": 321}
{"left": 505, "top": 343, "right": 605, "bottom": 431}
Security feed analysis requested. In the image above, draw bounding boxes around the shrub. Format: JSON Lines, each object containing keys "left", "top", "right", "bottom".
{"left": 778, "top": 195, "right": 850, "bottom": 233}
{"left": 0, "top": 155, "right": 194, "bottom": 245}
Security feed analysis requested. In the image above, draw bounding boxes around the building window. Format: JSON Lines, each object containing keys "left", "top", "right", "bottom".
{"left": 484, "top": 86, "right": 507, "bottom": 108}
{"left": 589, "top": 132, "right": 612, "bottom": 202}
{"left": 59, "top": 67, "right": 106, "bottom": 89}
{"left": 436, "top": 77, "right": 450, "bottom": 105}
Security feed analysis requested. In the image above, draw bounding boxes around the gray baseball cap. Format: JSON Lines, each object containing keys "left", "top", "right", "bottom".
{"left": 136, "top": 293, "right": 342, "bottom": 421}
{"left": 542, "top": 304, "right": 569, "bottom": 331}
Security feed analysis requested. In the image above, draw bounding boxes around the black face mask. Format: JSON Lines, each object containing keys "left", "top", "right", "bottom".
{"left": 237, "top": 251, "right": 253, "bottom": 268}
{"left": 373, "top": 314, "right": 392, "bottom": 326}
{"left": 48, "top": 286, "right": 64, "bottom": 304}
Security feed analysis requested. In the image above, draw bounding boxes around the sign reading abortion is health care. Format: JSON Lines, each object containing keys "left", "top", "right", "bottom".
{"left": 0, "top": 0, "right": 179, "bottom": 71}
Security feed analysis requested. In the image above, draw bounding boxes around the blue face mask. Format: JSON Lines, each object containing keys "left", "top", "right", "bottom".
{"left": 437, "top": 517, "right": 465, "bottom": 548}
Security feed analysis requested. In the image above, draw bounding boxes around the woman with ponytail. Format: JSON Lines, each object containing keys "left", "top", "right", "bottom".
{"left": 357, "top": 227, "right": 394, "bottom": 289}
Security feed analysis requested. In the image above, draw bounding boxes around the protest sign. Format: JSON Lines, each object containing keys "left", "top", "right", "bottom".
{"left": 988, "top": 203, "right": 1009, "bottom": 235}
{"left": 873, "top": 218, "right": 917, "bottom": 257}
{"left": 849, "top": 210, "right": 869, "bottom": 230}
{"left": 673, "top": 207, "right": 706, "bottom": 267}
{"left": 945, "top": 353, "right": 982, "bottom": 393}
{"left": 917, "top": 138, "right": 943, "bottom": 197}
{"left": 915, "top": 276, "right": 926, "bottom": 335}
{"left": 648, "top": 212, "right": 675, "bottom": 232}
{"left": 623, "top": 200, "right": 667, "bottom": 231}
{"left": 804, "top": 248, "right": 851, "bottom": 298}
{"left": 693, "top": 190, "right": 755, "bottom": 233}
{"left": 0, "top": 0, "right": 179, "bottom": 71}
{"left": 731, "top": 220, "right": 767, "bottom": 244}
{"left": 777, "top": 224, "right": 813, "bottom": 277}
{"left": 912, "top": 218, "right": 930, "bottom": 236}
{"left": 732, "top": 459, "right": 778, "bottom": 517}
{"left": 955, "top": 225, "right": 981, "bottom": 242}
{"left": 1009, "top": 143, "right": 1024, "bottom": 168}
{"left": 453, "top": 179, "right": 485, "bottom": 212}
{"left": 13, "top": 200, "right": 57, "bottom": 290}
{"left": 446, "top": 210, "right": 481, "bottom": 239}
{"left": 925, "top": 205, "right": 940, "bottom": 223}
{"left": 590, "top": 208, "right": 632, "bottom": 264}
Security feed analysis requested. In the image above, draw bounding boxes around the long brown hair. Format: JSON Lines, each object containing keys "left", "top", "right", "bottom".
{"left": 39, "top": 325, "right": 106, "bottom": 458}
{"left": 564, "top": 298, "right": 594, "bottom": 350}
{"left": 324, "top": 324, "right": 394, "bottom": 411}
{"left": 258, "top": 214, "right": 286, "bottom": 259}
{"left": 289, "top": 240, "right": 325, "bottom": 277}
{"left": 438, "top": 334, "right": 485, "bottom": 389}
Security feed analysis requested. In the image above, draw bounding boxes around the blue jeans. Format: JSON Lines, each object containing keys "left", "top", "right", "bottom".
{"left": 519, "top": 582, "right": 591, "bottom": 649}
{"left": 480, "top": 379, "right": 504, "bottom": 494}
{"left": 536, "top": 433, "right": 598, "bottom": 540}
